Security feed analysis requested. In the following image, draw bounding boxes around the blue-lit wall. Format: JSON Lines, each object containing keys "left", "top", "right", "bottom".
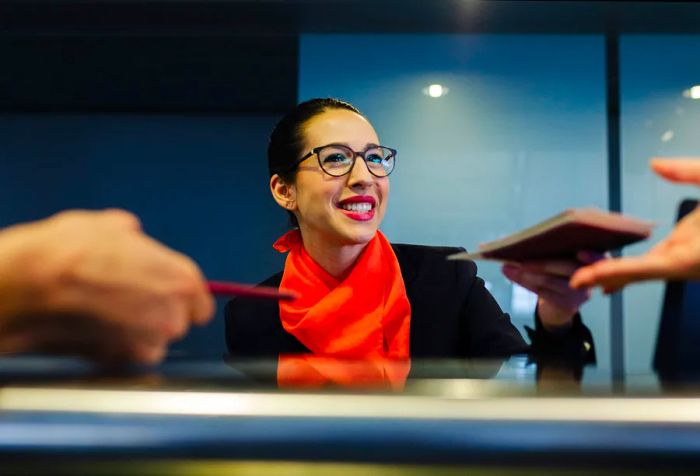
{"left": 0, "top": 115, "right": 287, "bottom": 356}
{"left": 621, "top": 35, "right": 700, "bottom": 373}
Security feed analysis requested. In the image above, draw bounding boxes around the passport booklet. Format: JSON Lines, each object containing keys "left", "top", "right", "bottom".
{"left": 448, "top": 208, "right": 654, "bottom": 262}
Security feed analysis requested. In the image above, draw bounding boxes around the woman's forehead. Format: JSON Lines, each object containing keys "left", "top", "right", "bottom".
{"left": 303, "top": 109, "right": 379, "bottom": 147}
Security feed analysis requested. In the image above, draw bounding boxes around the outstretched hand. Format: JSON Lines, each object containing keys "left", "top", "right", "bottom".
{"left": 0, "top": 209, "right": 215, "bottom": 364}
{"left": 571, "top": 158, "right": 700, "bottom": 293}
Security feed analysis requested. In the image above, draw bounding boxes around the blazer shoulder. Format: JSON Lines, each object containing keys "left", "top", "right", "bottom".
{"left": 391, "top": 242, "right": 477, "bottom": 280}
{"left": 392, "top": 242, "right": 463, "bottom": 254}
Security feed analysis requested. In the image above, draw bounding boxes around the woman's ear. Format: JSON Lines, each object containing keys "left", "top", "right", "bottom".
{"left": 270, "top": 174, "right": 297, "bottom": 211}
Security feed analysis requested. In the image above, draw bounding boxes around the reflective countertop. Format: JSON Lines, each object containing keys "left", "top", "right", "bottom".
{"left": 2, "top": 354, "right": 700, "bottom": 474}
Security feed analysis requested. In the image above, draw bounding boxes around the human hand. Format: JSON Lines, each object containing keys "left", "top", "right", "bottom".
{"left": 571, "top": 158, "right": 700, "bottom": 293}
{"left": 0, "top": 209, "right": 214, "bottom": 364}
{"left": 502, "top": 251, "right": 603, "bottom": 331}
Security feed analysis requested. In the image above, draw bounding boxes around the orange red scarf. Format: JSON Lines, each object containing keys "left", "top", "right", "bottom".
{"left": 277, "top": 354, "right": 411, "bottom": 391}
{"left": 273, "top": 229, "right": 411, "bottom": 359}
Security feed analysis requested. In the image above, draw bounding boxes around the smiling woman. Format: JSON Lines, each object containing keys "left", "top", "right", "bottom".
{"left": 225, "top": 98, "right": 597, "bottom": 372}
{"left": 270, "top": 104, "right": 390, "bottom": 276}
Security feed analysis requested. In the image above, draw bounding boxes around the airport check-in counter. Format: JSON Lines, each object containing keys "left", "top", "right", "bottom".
{"left": 2, "top": 356, "right": 700, "bottom": 475}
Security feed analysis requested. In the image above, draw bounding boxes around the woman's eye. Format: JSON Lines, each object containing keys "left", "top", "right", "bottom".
{"left": 323, "top": 154, "right": 349, "bottom": 163}
{"left": 366, "top": 154, "right": 384, "bottom": 164}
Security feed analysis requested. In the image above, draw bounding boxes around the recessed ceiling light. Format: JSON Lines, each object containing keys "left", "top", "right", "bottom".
{"left": 423, "top": 84, "right": 449, "bottom": 98}
{"left": 683, "top": 85, "right": 700, "bottom": 99}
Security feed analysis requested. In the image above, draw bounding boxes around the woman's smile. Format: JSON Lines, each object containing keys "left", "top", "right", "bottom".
{"left": 336, "top": 195, "right": 377, "bottom": 222}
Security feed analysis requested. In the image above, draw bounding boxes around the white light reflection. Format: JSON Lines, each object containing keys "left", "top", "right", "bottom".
{"left": 422, "top": 84, "right": 449, "bottom": 98}
{"left": 7, "top": 387, "right": 700, "bottom": 423}
{"left": 661, "top": 130, "right": 674, "bottom": 143}
{"left": 683, "top": 85, "right": 700, "bottom": 99}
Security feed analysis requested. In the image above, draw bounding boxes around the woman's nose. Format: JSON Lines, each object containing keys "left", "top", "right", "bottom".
{"left": 347, "top": 157, "right": 374, "bottom": 189}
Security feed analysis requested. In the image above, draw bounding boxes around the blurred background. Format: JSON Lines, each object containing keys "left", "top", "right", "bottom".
{"left": 0, "top": 0, "right": 698, "bottom": 376}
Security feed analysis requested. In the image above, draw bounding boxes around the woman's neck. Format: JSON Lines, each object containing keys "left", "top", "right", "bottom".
{"left": 299, "top": 228, "right": 368, "bottom": 280}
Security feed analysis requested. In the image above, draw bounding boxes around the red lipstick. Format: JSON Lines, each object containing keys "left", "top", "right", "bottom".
{"left": 337, "top": 195, "right": 377, "bottom": 222}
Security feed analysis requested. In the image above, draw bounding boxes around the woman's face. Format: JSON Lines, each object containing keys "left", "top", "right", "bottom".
{"left": 291, "top": 108, "right": 390, "bottom": 248}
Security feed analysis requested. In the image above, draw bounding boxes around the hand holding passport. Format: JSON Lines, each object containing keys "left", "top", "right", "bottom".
{"left": 448, "top": 208, "right": 654, "bottom": 328}
{"left": 449, "top": 208, "right": 654, "bottom": 263}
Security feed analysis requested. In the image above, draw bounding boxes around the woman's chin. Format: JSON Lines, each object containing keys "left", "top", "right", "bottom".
{"left": 337, "top": 228, "right": 377, "bottom": 247}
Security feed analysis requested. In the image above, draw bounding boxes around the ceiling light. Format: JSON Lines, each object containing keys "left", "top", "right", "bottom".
{"left": 683, "top": 85, "right": 700, "bottom": 99}
{"left": 423, "top": 84, "right": 449, "bottom": 98}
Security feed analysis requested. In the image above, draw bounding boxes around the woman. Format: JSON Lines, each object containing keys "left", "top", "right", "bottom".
{"left": 226, "top": 98, "right": 595, "bottom": 365}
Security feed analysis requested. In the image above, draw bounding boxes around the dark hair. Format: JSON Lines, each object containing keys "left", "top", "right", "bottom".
{"left": 268, "top": 97, "right": 363, "bottom": 227}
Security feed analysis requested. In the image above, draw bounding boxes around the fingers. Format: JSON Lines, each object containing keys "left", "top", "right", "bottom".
{"left": 570, "top": 253, "right": 669, "bottom": 290}
{"left": 503, "top": 263, "right": 591, "bottom": 311}
{"left": 503, "top": 264, "right": 574, "bottom": 294}
{"left": 651, "top": 158, "right": 700, "bottom": 185}
{"left": 178, "top": 257, "right": 215, "bottom": 326}
{"left": 503, "top": 264, "right": 591, "bottom": 301}
{"left": 49, "top": 208, "right": 143, "bottom": 232}
{"left": 144, "top": 240, "right": 215, "bottom": 327}
{"left": 503, "top": 269, "right": 585, "bottom": 312}
{"left": 45, "top": 212, "right": 213, "bottom": 361}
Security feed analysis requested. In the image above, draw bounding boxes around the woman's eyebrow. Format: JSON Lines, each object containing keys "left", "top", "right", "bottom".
{"left": 324, "top": 142, "right": 380, "bottom": 149}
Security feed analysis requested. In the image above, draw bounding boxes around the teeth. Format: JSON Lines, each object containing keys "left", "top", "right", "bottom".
{"left": 341, "top": 202, "right": 373, "bottom": 213}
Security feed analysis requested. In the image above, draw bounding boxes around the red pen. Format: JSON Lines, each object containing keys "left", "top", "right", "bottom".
{"left": 207, "top": 280, "right": 298, "bottom": 301}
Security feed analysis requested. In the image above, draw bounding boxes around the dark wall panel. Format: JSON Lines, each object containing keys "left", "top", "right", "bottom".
{"left": 0, "top": 36, "right": 297, "bottom": 112}
{"left": 0, "top": 114, "right": 289, "bottom": 357}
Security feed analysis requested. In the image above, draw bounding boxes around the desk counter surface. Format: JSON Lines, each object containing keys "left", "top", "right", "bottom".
{"left": 1, "top": 355, "right": 699, "bottom": 473}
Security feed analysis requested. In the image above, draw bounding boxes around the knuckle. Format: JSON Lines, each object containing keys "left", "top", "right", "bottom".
{"left": 169, "top": 262, "right": 207, "bottom": 301}
{"left": 51, "top": 209, "right": 76, "bottom": 221}
{"left": 182, "top": 258, "right": 206, "bottom": 282}
{"left": 102, "top": 209, "right": 142, "bottom": 230}
{"left": 50, "top": 209, "right": 91, "bottom": 226}
{"left": 165, "top": 315, "right": 190, "bottom": 340}
{"left": 170, "top": 275, "right": 200, "bottom": 300}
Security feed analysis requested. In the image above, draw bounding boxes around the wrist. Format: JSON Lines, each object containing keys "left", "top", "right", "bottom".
{"left": 0, "top": 222, "right": 56, "bottom": 319}
{"left": 537, "top": 299, "right": 575, "bottom": 333}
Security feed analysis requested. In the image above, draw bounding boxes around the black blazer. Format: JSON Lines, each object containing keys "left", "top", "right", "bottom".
{"left": 225, "top": 244, "right": 594, "bottom": 360}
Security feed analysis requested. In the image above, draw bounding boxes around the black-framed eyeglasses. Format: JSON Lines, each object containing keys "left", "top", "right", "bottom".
{"left": 291, "top": 143, "right": 397, "bottom": 177}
